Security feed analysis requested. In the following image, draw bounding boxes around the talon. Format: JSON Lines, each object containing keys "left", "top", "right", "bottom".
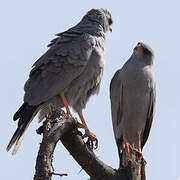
{"left": 67, "top": 112, "right": 72, "bottom": 118}
{"left": 76, "top": 122, "right": 86, "bottom": 129}
{"left": 122, "top": 133, "right": 132, "bottom": 153}
{"left": 135, "top": 148, "right": 143, "bottom": 158}
{"left": 82, "top": 130, "right": 98, "bottom": 149}
{"left": 124, "top": 142, "right": 133, "bottom": 153}
{"left": 125, "top": 143, "right": 130, "bottom": 153}
{"left": 76, "top": 111, "right": 98, "bottom": 148}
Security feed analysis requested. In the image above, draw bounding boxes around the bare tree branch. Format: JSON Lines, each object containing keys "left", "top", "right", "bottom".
{"left": 120, "top": 150, "right": 146, "bottom": 180}
{"left": 34, "top": 108, "right": 146, "bottom": 180}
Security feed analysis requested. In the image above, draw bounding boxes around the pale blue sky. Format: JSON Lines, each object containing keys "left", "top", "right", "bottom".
{"left": 1, "top": 0, "right": 179, "bottom": 179}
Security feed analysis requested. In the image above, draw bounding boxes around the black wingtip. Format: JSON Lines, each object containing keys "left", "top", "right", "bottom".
{"left": 13, "top": 103, "right": 27, "bottom": 121}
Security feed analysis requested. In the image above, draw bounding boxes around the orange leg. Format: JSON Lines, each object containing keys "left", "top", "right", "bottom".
{"left": 122, "top": 134, "right": 133, "bottom": 153}
{"left": 60, "top": 93, "right": 72, "bottom": 117}
{"left": 77, "top": 111, "right": 98, "bottom": 148}
{"left": 134, "top": 132, "right": 143, "bottom": 157}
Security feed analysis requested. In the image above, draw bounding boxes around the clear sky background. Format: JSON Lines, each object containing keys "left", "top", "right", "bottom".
{"left": 1, "top": 0, "right": 179, "bottom": 179}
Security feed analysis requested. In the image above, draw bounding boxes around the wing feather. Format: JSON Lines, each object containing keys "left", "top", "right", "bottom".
{"left": 24, "top": 33, "right": 96, "bottom": 105}
{"left": 110, "top": 70, "right": 123, "bottom": 141}
{"left": 141, "top": 83, "right": 156, "bottom": 149}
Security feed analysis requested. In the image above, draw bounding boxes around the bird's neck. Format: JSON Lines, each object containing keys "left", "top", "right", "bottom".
{"left": 130, "top": 54, "right": 154, "bottom": 66}
{"left": 73, "top": 20, "right": 106, "bottom": 38}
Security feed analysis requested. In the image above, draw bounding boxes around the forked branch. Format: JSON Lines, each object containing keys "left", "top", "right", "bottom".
{"left": 34, "top": 108, "right": 146, "bottom": 180}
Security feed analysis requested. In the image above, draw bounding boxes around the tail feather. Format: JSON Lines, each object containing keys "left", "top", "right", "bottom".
{"left": 12, "top": 120, "right": 32, "bottom": 155}
{"left": 6, "top": 103, "right": 38, "bottom": 154}
{"left": 6, "top": 127, "right": 21, "bottom": 152}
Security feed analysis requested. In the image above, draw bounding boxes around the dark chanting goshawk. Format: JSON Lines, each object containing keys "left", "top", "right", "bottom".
{"left": 7, "top": 8, "right": 113, "bottom": 154}
{"left": 110, "top": 42, "right": 156, "bottom": 157}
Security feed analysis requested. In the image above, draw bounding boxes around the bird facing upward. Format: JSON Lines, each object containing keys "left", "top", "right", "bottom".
{"left": 110, "top": 42, "right": 156, "bottom": 158}
{"left": 7, "top": 8, "right": 113, "bottom": 154}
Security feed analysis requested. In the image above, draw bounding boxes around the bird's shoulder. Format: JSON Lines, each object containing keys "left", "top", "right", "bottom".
{"left": 50, "top": 32, "right": 96, "bottom": 59}
{"left": 111, "top": 63, "right": 155, "bottom": 92}
{"left": 48, "top": 30, "right": 105, "bottom": 58}
{"left": 48, "top": 29, "right": 96, "bottom": 47}
{"left": 29, "top": 32, "right": 97, "bottom": 77}
{"left": 110, "top": 69, "right": 122, "bottom": 92}
{"left": 121, "top": 60, "right": 153, "bottom": 79}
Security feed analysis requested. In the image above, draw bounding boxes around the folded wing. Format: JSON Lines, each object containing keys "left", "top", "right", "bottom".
{"left": 24, "top": 33, "right": 96, "bottom": 105}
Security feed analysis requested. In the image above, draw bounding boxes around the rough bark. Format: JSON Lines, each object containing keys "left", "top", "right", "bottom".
{"left": 34, "top": 108, "right": 146, "bottom": 180}
{"left": 120, "top": 150, "right": 146, "bottom": 180}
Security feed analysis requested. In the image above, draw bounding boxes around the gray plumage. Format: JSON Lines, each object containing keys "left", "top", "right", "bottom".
{"left": 7, "top": 8, "right": 113, "bottom": 154}
{"left": 110, "top": 42, "right": 156, "bottom": 156}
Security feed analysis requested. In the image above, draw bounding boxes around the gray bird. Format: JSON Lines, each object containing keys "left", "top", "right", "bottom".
{"left": 7, "top": 8, "right": 113, "bottom": 154}
{"left": 110, "top": 42, "right": 156, "bottom": 157}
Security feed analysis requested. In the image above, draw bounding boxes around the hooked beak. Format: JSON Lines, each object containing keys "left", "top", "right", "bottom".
{"left": 137, "top": 43, "right": 143, "bottom": 55}
{"left": 109, "top": 24, "right": 112, "bottom": 32}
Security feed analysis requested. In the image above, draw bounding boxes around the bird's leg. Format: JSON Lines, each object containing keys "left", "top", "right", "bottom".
{"left": 122, "top": 134, "right": 133, "bottom": 153}
{"left": 77, "top": 111, "right": 98, "bottom": 148}
{"left": 60, "top": 93, "right": 72, "bottom": 117}
{"left": 134, "top": 132, "right": 143, "bottom": 157}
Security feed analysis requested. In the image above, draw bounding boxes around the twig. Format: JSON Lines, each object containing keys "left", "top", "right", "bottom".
{"left": 51, "top": 172, "right": 68, "bottom": 177}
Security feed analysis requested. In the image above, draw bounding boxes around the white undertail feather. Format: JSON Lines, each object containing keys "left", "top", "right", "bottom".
{"left": 38, "top": 96, "right": 61, "bottom": 122}
{"left": 11, "top": 108, "right": 39, "bottom": 155}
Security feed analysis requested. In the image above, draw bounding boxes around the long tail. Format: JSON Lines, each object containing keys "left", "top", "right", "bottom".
{"left": 6, "top": 102, "right": 38, "bottom": 155}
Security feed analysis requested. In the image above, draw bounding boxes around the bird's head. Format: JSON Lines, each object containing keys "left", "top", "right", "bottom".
{"left": 83, "top": 8, "right": 113, "bottom": 33}
{"left": 133, "top": 42, "right": 154, "bottom": 65}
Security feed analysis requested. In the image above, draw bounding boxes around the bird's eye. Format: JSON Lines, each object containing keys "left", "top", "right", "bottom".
{"left": 143, "top": 48, "right": 151, "bottom": 55}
